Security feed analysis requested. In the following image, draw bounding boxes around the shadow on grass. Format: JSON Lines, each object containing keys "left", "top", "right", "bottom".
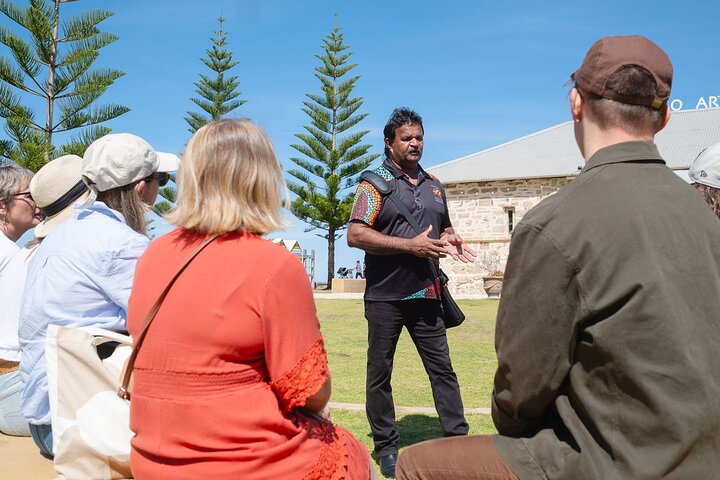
{"left": 366, "top": 415, "right": 448, "bottom": 478}
{"left": 397, "top": 414, "right": 444, "bottom": 448}
{"left": 368, "top": 414, "right": 444, "bottom": 459}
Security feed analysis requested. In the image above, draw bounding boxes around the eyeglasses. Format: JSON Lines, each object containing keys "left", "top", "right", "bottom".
{"left": 145, "top": 172, "right": 170, "bottom": 187}
{"left": 10, "top": 191, "right": 33, "bottom": 201}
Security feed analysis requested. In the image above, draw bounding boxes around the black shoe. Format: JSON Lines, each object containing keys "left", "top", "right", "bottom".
{"left": 380, "top": 453, "right": 397, "bottom": 478}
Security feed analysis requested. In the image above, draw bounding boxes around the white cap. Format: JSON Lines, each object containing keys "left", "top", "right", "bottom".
{"left": 689, "top": 143, "right": 720, "bottom": 189}
{"left": 82, "top": 133, "right": 158, "bottom": 192}
{"left": 156, "top": 152, "right": 180, "bottom": 173}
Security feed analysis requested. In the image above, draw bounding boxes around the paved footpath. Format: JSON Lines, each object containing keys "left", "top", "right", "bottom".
{"left": 329, "top": 401, "right": 491, "bottom": 415}
{"left": 2, "top": 434, "right": 56, "bottom": 480}
{"left": 314, "top": 292, "right": 491, "bottom": 300}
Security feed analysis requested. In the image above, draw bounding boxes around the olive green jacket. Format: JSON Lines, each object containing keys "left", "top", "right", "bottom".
{"left": 492, "top": 141, "right": 720, "bottom": 480}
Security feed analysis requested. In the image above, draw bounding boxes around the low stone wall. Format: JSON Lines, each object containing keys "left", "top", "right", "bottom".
{"left": 332, "top": 279, "right": 366, "bottom": 293}
{"left": 440, "top": 244, "right": 509, "bottom": 296}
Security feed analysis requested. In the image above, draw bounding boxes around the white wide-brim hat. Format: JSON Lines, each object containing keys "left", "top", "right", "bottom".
{"left": 30, "top": 155, "right": 92, "bottom": 239}
{"left": 82, "top": 133, "right": 159, "bottom": 192}
{"left": 689, "top": 143, "right": 720, "bottom": 189}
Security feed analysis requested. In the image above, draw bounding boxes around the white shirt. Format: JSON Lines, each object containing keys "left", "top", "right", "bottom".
{"left": 0, "top": 245, "right": 38, "bottom": 361}
{"left": 0, "top": 232, "right": 19, "bottom": 275}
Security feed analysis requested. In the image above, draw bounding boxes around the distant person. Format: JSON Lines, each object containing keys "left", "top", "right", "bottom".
{"left": 0, "top": 164, "right": 40, "bottom": 437}
{"left": 348, "top": 107, "right": 475, "bottom": 478}
{"left": 19, "top": 134, "right": 157, "bottom": 458}
{"left": 355, "top": 259, "right": 364, "bottom": 278}
{"left": 127, "top": 119, "right": 375, "bottom": 479}
{"left": 397, "top": 35, "right": 720, "bottom": 480}
{"left": 688, "top": 142, "right": 720, "bottom": 218}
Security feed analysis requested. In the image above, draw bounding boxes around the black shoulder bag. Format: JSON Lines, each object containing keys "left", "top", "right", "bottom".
{"left": 359, "top": 171, "right": 465, "bottom": 328}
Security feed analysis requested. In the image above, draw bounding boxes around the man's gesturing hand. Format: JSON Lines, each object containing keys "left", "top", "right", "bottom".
{"left": 441, "top": 233, "right": 477, "bottom": 263}
{"left": 408, "top": 225, "right": 449, "bottom": 259}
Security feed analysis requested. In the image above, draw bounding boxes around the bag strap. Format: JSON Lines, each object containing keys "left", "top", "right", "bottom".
{"left": 359, "top": 170, "right": 444, "bottom": 283}
{"left": 118, "top": 233, "right": 219, "bottom": 400}
{"left": 360, "top": 170, "right": 424, "bottom": 235}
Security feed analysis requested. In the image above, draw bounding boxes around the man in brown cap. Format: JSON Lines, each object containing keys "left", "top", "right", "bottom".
{"left": 396, "top": 35, "right": 720, "bottom": 479}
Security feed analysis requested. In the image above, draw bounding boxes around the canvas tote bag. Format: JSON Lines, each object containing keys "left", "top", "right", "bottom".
{"left": 46, "top": 325, "right": 133, "bottom": 479}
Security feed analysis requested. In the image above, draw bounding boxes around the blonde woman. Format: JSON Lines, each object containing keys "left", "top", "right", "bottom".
{"left": 128, "top": 119, "right": 374, "bottom": 479}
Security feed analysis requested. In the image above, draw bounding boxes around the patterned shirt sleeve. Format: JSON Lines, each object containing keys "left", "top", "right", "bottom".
{"left": 350, "top": 181, "right": 383, "bottom": 226}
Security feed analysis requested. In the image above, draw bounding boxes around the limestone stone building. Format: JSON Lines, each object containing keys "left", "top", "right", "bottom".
{"left": 427, "top": 108, "right": 720, "bottom": 296}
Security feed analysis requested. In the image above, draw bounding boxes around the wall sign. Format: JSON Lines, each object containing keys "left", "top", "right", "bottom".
{"left": 669, "top": 96, "right": 720, "bottom": 111}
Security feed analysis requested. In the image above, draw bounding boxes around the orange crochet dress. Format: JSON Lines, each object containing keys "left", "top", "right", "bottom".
{"left": 127, "top": 230, "right": 370, "bottom": 479}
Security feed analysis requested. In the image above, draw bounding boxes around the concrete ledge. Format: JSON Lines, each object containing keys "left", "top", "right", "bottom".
{"left": 328, "top": 401, "right": 490, "bottom": 415}
{"left": 331, "top": 278, "right": 366, "bottom": 293}
{"left": 313, "top": 292, "right": 495, "bottom": 300}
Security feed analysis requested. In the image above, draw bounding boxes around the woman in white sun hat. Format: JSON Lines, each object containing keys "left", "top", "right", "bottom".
{"left": 688, "top": 143, "right": 720, "bottom": 219}
{"left": 0, "top": 155, "right": 90, "bottom": 437}
{"left": 19, "top": 133, "right": 159, "bottom": 458}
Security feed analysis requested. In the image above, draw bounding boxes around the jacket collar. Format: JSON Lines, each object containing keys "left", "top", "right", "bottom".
{"left": 382, "top": 157, "right": 430, "bottom": 183}
{"left": 582, "top": 141, "right": 665, "bottom": 174}
{"left": 76, "top": 200, "right": 126, "bottom": 224}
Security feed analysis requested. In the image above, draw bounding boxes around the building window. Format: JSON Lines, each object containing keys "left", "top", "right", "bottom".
{"left": 506, "top": 207, "right": 515, "bottom": 233}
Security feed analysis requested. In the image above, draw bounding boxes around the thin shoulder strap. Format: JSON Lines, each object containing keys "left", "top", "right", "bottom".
{"left": 118, "top": 233, "right": 219, "bottom": 400}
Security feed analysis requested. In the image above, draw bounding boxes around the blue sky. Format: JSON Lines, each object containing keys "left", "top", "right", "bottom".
{"left": 6, "top": 0, "right": 720, "bottom": 281}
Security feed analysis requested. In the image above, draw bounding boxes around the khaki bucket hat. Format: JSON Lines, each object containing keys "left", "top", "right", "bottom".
{"left": 30, "top": 155, "right": 91, "bottom": 239}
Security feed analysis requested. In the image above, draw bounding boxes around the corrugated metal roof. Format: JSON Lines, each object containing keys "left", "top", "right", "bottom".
{"left": 428, "top": 108, "right": 720, "bottom": 183}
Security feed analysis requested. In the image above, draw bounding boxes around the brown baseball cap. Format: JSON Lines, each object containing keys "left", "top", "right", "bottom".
{"left": 571, "top": 35, "right": 673, "bottom": 110}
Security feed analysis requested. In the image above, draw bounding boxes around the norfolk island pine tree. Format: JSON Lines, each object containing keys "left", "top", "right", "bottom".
{"left": 287, "top": 26, "right": 379, "bottom": 289}
{"left": 154, "top": 14, "right": 245, "bottom": 216}
{"left": 0, "top": 0, "right": 128, "bottom": 171}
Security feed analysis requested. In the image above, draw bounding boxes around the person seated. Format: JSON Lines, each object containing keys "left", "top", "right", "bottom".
{"left": 19, "top": 134, "right": 160, "bottom": 458}
{"left": 0, "top": 164, "right": 41, "bottom": 436}
{"left": 396, "top": 35, "right": 720, "bottom": 480}
{"left": 127, "top": 119, "right": 375, "bottom": 479}
{"left": 0, "top": 165, "right": 39, "bottom": 272}
{"left": 688, "top": 143, "right": 720, "bottom": 219}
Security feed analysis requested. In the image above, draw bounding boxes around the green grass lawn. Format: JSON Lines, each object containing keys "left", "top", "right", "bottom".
{"left": 316, "top": 299, "right": 500, "bottom": 476}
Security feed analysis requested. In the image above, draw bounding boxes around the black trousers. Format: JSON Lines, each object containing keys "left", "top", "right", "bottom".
{"left": 365, "top": 299, "right": 468, "bottom": 456}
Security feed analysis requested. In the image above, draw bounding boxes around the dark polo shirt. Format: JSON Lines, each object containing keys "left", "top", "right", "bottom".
{"left": 349, "top": 158, "right": 451, "bottom": 301}
{"left": 492, "top": 141, "right": 720, "bottom": 479}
